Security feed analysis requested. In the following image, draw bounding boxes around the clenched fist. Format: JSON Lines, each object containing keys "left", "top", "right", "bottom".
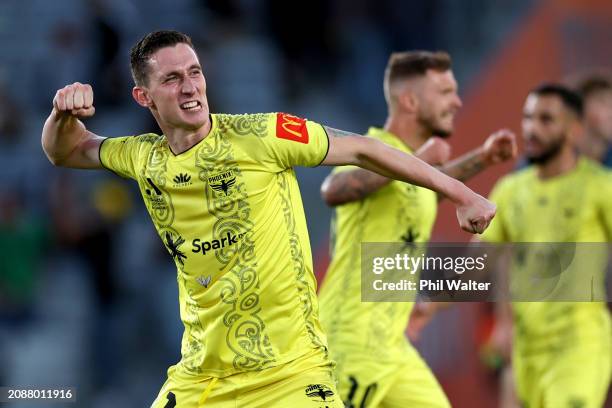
{"left": 53, "top": 82, "right": 95, "bottom": 118}
{"left": 456, "top": 191, "right": 496, "bottom": 234}
{"left": 482, "top": 129, "right": 517, "bottom": 165}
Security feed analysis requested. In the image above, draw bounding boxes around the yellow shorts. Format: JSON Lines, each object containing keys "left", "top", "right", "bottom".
{"left": 334, "top": 341, "right": 450, "bottom": 408}
{"left": 513, "top": 338, "right": 611, "bottom": 408}
{"left": 512, "top": 306, "right": 611, "bottom": 408}
{"left": 150, "top": 350, "right": 343, "bottom": 408}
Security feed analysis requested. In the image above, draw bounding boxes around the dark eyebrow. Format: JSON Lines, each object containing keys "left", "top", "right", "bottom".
{"left": 163, "top": 71, "right": 180, "bottom": 79}
{"left": 163, "top": 64, "right": 202, "bottom": 78}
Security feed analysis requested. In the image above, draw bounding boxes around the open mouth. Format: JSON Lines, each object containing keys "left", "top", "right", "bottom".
{"left": 180, "top": 101, "right": 202, "bottom": 111}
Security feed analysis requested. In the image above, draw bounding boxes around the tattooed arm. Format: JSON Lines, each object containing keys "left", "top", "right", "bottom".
{"left": 321, "top": 127, "right": 496, "bottom": 234}
{"left": 440, "top": 129, "right": 517, "bottom": 182}
{"left": 320, "top": 169, "right": 388, "bottom": 206}
{"left": 440, "top": 149, "right": 487, "bottom": 182}
{"left": 321, "top": 129, "right": 516, "bottom": 205}
{"left": 321, "top": 135, "right": 451, "bottom": 206}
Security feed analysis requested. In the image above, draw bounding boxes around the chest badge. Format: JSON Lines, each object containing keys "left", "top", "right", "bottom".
{"left": 173, "top": 173, "right": 193, "bottom": 187}
{"left": 208, "top": 170, "right": 236, "bottom": 196}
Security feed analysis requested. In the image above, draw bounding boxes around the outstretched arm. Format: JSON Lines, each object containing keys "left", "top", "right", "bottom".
{"left": 440, "top": 129, "right": 517, "bottom": 182}
{"left": 322, "top": 127, "right": 496, "bottom": 234}
{"left": 321, "top": 136, "right": 451, "bottom": 206}
{"left": 42, "top": 82, "right": 105, "bottom": 168}
{"left": 321, "top": 129, "right": 515, "bottom": 206}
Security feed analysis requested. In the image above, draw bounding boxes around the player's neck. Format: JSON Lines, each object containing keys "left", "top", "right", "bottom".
{"left": 536, "top": 145, "right": 578, "bottom": 180}
{"left": 384, "top": 114, "right": 430, "bottom": 152}
{"left": 162, "top": 119, "right": 212, "bottom": 155}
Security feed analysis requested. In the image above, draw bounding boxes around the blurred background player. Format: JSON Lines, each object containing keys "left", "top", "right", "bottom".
{"left": 481, "top": 84, "right": 612, "bottom": 408}
{"left": 41, "top": 31, "right": 496, "bottom": 407}
{"left": 569, "top": 70, "right": 612, "bottom": 167}
{"left": 486, "top": 71, "right": 612, "bottom": 407}
{"left": 318, "top": 51, "right": 516, "bottom": 408}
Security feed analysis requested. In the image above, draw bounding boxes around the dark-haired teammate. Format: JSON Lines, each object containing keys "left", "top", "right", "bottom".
{"left": 481, "top": 84, "right": 612, "bottom": 408}
{"left": 41, "top": 31, "right": 496, "bottom": 407}
{"left": 318, "top": 51, "right": 516, "bottom": 407}
{"left": 571, "top": 71, "right": 612, "bottom": 167}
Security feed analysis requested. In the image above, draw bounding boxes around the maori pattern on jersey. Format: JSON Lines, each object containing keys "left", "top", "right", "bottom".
{"left": 139, "top": 136, "right": 175, "bottom": 227}
{"left": 216, "top": 113, "right": 269, "bottom": 138}
{"left": 156, "top": 225, "right": 208, "bottom": 373}
{"left": 177, "top": 271, "right": 208, "bottom": 373}
{"left": 277, "top": 171, "right": 326, "bottom": 354}
{"left": 133, "top": 135, "right": 202, "bottom": 371}
{"left": 195, "top": 124, "right": 276, "bottom": 371}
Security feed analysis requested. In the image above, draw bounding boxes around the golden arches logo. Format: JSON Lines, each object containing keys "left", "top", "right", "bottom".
{"left": 276, "top": 113, "right": 309, "bottom": 144}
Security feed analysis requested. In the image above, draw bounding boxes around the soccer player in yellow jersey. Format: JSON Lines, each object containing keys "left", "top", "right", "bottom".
{"left": 318, "top": 51, "right": 517, "bottom": 408}
{"left": 481, "top": 84, "right": 612, "bottom": 408}
{"left": 41, "top": 31, "right": 496, "bottom": 407}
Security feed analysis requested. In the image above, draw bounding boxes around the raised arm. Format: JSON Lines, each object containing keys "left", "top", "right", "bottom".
{"left": 322, "top": 127, "right": 496, "bottom": 234}
{"left": 321, "top": 136, "right": 451, "bottom": 206}
{"left": 322, "top": 129, "right": 516, "bottom": 206}
{"left": 440, "top": 129, "right": 516, "bottom": 182}
{"left": 42, "top": 82, "right": 105, "bottom": 169}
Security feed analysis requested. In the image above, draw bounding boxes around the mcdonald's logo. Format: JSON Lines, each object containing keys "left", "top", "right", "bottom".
{"left": 275, "top": 113, "right": 309, "bottom": 144}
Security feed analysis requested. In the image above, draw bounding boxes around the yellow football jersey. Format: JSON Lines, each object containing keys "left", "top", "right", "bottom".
{"left": 100, "top": 112, "right": 330, "bottom": 378}
{"left": 481, "top": 158, "right": 612, "bottom": 350}
{"left": 318, "top": 127, "right": 438, "bottom": 360}
{"left": 482, "top": 158, "right": 612, "bottom": 243}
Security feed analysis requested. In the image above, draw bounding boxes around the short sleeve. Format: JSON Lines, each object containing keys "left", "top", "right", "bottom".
{"left": 263, "top": 113, "right": 330, "bottom": 169}
{"left": 99, "top": 134, "right": 156, "bottom": 179}
{"left": 480, "top": 178, "right": 511, "bottom": 243}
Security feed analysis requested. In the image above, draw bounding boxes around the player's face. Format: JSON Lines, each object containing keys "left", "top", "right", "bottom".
{"left": 416, "top": 69, "right": 462, "bottom": 138}
{"left": 144, "top": 43, "right": 209, "bottom": 131}
{"left": 522, "top": 94, "right": 571, "bottom": 164}
{"left": 584, "top": 90, "right": 612, "bottom": 142}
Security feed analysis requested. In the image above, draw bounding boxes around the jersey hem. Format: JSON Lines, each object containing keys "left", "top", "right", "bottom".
{"left": 175, "top": 346, "right": 330, "bottom": 379}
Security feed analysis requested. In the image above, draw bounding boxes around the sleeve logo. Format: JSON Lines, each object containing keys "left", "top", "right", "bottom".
{"left": 276, "top": 113, "right": 309, "bottom": 144}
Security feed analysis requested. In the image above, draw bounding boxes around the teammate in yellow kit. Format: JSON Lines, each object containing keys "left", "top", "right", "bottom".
{"left": 481, "top": 84, "right": 612, "bottom": 408}
{"left": 41, "top": 32, "right": 496, "bottom": 407}
{"left": 318, "top": 51, "right": 517, "bottom": 407}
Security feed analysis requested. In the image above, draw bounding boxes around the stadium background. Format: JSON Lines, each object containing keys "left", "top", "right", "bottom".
{"left": 0, "top": 0, "right": 610, "bottom": 406}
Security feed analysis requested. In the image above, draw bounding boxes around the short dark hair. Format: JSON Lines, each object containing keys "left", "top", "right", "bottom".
{"left": 569, "top": 71, "right": 612, "bottom": 100}
{"left": 130, "top": 30, "right": 194, "bottom": 86}
{"left": 530, "top": 83, "right": 583, "bottom": 118}
{"left": 384, "top": 51, "right": 452, "bottom": 105}
{"left": 385, "top": 51, "right": 452, "bottom": 86}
